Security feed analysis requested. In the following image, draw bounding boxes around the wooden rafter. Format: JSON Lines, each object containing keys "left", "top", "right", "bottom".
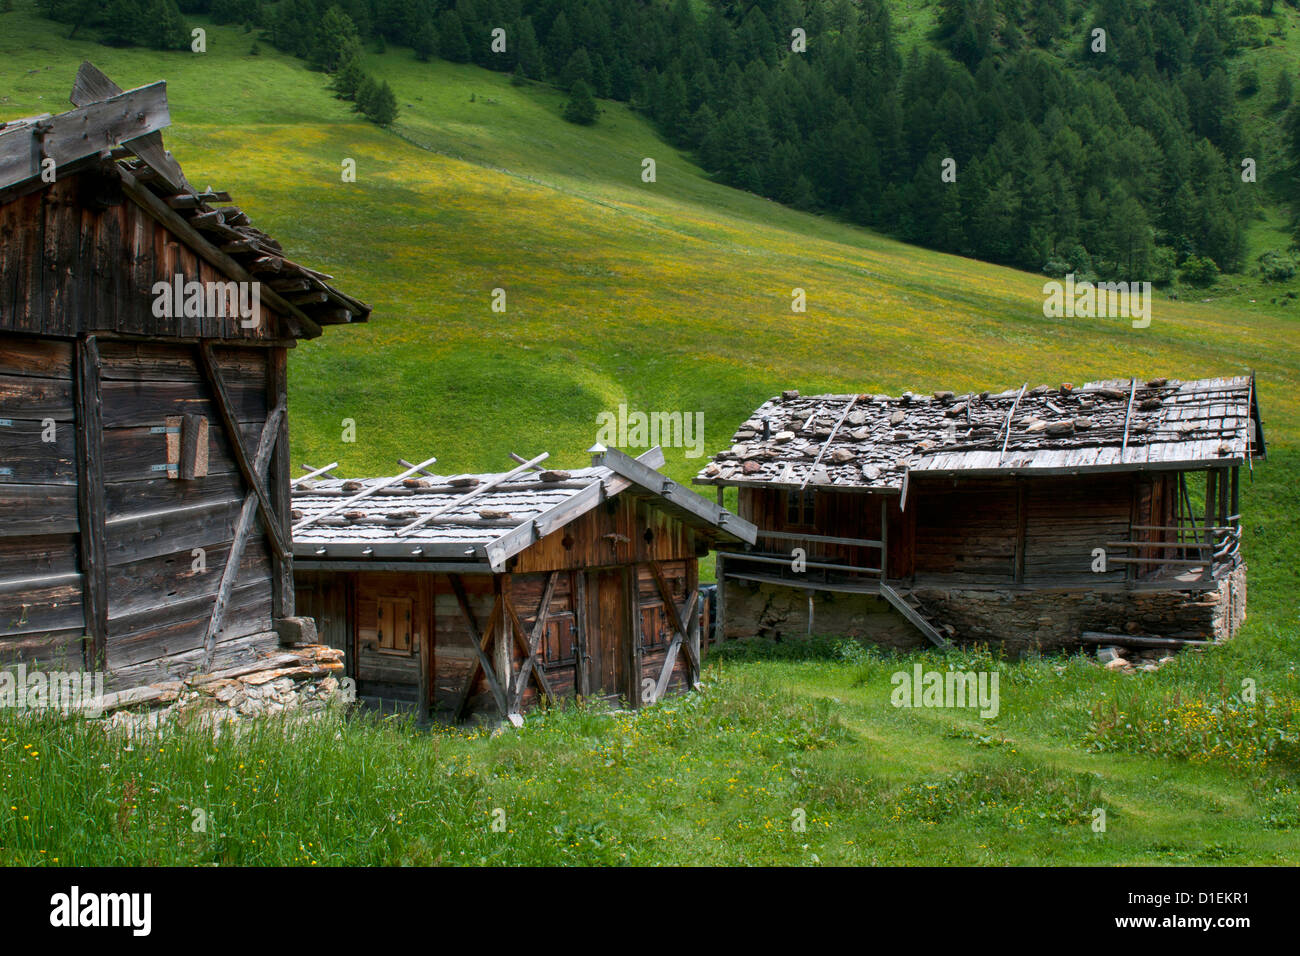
{"left": 292, "top": 455, "right": 438, "bottom": 533}
{"left": 801, "top": 395, "right": 859, "bottom": 490}
{"left": 397, "top": 452, "right": 549, "bottom": 535}
{"left": 199, "top": 342, "right": 290, "bottom": 560}
{"left": 1119, "top": 377, "right": 1138, "bottom": 461}
{"left": 997, "top": 382, "right": 1028, "bottom": 464}
{"left": 293, "top": 462, "right": 339, "bottom": 486}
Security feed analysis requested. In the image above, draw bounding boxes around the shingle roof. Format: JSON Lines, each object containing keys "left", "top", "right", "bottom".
{"left": 294, "top": 447, "right": 756, "bottom": 571}
{"left": 695, "top": 375, "right": 1263, "bottom": 492}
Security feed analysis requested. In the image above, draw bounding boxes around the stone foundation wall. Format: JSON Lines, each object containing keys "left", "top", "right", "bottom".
{"left": 721, "top": 578, "right": 925, "bottom": 649}
{"left": 913, "top": 564, "right": 1247, "bottom": 655}
{"left": 720, "top": 565, "right": 1247, "bottom": 655}
{"left": 98, "top": 643, "right": 349, "bottom": 736}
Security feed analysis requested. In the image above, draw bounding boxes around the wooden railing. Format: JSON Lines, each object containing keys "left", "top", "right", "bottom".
{"left": 720, "top": 530, "right": 885, "bottom": 584}
{"left": 1107, "top": 517, "right": 1242, "bottom": 584}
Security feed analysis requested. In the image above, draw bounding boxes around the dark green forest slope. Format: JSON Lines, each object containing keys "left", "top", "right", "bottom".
{"left": 31, "top": 0, "right": 1300, "bottom": 289}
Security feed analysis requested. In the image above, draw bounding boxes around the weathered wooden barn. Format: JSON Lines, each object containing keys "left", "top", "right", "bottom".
{"left": 0, "top": 65, "right": 368, "bottom": 690}
{"left": 291, "top": 446, "right": 756, "bottom": 720}
{"left": 696, "top": 377, "right": 1264, "bottom": 653}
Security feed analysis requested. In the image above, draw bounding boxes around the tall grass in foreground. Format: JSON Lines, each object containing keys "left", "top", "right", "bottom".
{"left": 3, "top": 646, "right": 1297, "bottom": 866}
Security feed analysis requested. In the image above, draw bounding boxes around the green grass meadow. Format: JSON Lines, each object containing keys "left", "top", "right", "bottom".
{"left": 0, "top": 3, "right": 1297, "bottom": 865}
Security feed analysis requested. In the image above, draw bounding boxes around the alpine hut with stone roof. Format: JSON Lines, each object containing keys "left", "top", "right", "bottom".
{"left": 695, "top": 376, "right": 1263, "bottom": 653}
{"left": 291, "top": 446, "right": 756, "bottom": 721}
{"left": 0, "top": 64, "right": 369, "bottom": 692}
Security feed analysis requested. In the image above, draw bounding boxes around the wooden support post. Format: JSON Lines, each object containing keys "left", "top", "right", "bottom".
{"left": 626, "top": 565, "right": 643, "bottom": 708}
{"left": 715, "top": 553, "right": 727, "bottom": 645}
{"left": 879, "top": 496, "right": 889, "bottom": 581}
{"left": 1202, "top": 470, "right": 1216, "bottom": 582}
{"left": 574, "top": 571, "right": 590, "bottom": 697}
{"left": 267, "top": 347, "right": 294, "bottom": 623}
{"left": 74, "top": 335, "right": 108, "bottom": 671}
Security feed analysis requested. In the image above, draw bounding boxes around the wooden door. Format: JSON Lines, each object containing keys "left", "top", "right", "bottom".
{"left": 587, "top": 569, "right": 626, "bottom": 699}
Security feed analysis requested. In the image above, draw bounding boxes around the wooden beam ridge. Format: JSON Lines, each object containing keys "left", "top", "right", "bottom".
{"left": 397, "top": 452, "right": 550, "bottom": 535}
{"left": 508, "top": 570, "right": 559, "bottom": 713}
{"left": 502, "top": 589, "right": 554, "bottom": 708}
{"left": 801, "top": 394, "right": 859, "bottom": 490}
{"left": 449, "top": 577, "right": 508, "bottom": 719}
{"left": 201, "top": 401, "right": 285, "bottom": 666}
{"left": 115, "top": 167, "right": 323, "bottom": 340}
{"left": 68, "top": 61, "right": 189, "bottom": 194}
{"left": 292, "top": 455, "right": 438, "bottom": 533}
{"left": 591, "top": 446, "right": 758, "bottom": 544}
{"left": 199, "top": 342, "right": 290, "bottom": 560}
{"left": 74, "top": 335, "right": 108, "bottom": 669}
{"left": 0, "top": 80, "right": 170, "bottom": 192}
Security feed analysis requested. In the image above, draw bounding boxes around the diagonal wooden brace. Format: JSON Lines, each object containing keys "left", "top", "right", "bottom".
{"left": 508, "top": 570, "right": 559, "bottom": 714}
{"left": 199, "top": 342, "right": 290, "bottom": 560}
{"left": 201, "top": 400, "right": 284, "bottom": 667}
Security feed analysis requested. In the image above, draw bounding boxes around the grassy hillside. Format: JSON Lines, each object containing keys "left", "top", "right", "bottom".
{"left": 2, "top": 5, "right": 1297, "bottom": 487}
{"left": 1, "top": 3, "right": 1298, "bottom": 866}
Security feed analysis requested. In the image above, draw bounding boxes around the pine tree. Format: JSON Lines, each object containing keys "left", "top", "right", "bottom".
{"left": 563, "top": 79, "right": 597, "bottom": 125}
{"left": 561, "top": 48, "right": 593, "bottom": 92}
{"left": 331, "top": 51, "right": 366, "bottom": 100}
{"left": 413, "top": 18, "right": 437, "bottom": 63}
{"left": 437, "top": 10, "right": 470, "bottom": 63}
{"left": 312, "top": 6, "right": 361, "bottom": 72}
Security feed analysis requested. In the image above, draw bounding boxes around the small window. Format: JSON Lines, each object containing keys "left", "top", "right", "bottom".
{"left": 786, "top": 489, "right": 816, "bottom": 526}
{"left": 376, "top": 597, "right": 413, "bottom": 655}
{"left": 640, "top": 604, "right": 670, "bottom": 650}
{"left": 542, "top": 613, "right": 576, "bottom": 664}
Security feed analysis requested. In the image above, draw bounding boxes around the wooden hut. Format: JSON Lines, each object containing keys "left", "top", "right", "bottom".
{"left": 0, "top": 64, "right": 369, "bottom": 691}
{"left": 696, "top": 377, "right": 1264, "bottom": 653}
{"left": 291, "top": 446, "right": 756, "bottom": 720}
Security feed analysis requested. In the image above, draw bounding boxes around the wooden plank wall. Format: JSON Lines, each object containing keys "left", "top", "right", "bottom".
{"left": 511, "top": 493, "right": 696, "bottom": 574}
{"left": 1022, "top": 474, "right": 1132, "bottom": 584}
{"left": 736, "top": 474, "right": 1173, "bottom": 588}
{"left": 739, "top": 487, "right": 904, "bottom": 572}
{"left": 0, "top": 174, "right": 281, "bottom": 341}
{"left": 98, "top": 341, "right": 276, "bottom": 684}
{"left": 0, "top": 337, "right": 84, "bottom": 668}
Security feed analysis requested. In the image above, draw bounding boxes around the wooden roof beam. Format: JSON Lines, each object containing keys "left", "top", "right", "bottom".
{"left": 0, "top": 79, "right": 170, "bottom": 192}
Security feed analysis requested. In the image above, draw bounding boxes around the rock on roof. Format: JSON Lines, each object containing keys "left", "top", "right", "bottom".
{"left": 696, "top": 375, "right": 1264, "bottom": 492}
{"left": 294, "top": 447, "right": 755, "bottom": 571}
